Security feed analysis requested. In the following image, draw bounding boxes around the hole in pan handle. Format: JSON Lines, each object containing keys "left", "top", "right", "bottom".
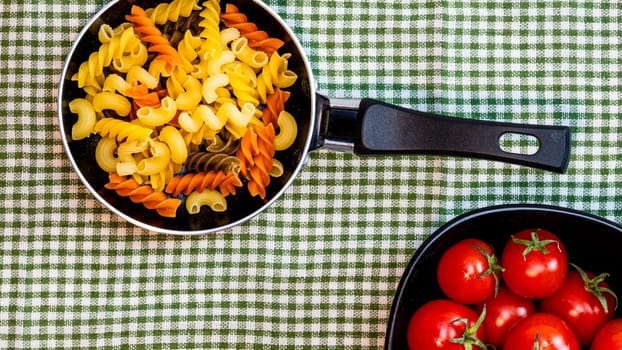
{"left": 314, "top": 96, "right": 571, "bottom": 173}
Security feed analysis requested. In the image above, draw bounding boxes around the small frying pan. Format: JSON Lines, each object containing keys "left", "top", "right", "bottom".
{"left": 58, "top": 0, "right": 571, "bottom": 234}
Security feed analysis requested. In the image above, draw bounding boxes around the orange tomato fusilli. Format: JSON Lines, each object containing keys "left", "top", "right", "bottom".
{"left": 126, "top": 5, "right": 183, "bottom": 73}
{"left": 221, "top": 4, "right": 284, "bottom": 55}
{"left": 236, "top": 123, "right": 276, "bottom": 200}
{"left": 105, "top": 173, "right": 182, "bottom": 218}
{"left": 262, "top": 88, "right": 291, "bottom": 125}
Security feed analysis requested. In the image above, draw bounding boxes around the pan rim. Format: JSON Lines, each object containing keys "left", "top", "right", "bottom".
{"left": 57, "top": 0, "right": 317, "bottom": 235}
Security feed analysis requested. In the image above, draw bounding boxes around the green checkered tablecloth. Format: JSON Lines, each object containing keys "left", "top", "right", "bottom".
{"left": 1, "top": 0, "right": 621, "bottom": 348}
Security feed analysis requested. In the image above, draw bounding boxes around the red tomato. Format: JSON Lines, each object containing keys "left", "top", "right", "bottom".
{"left": 540, "top": 264, "right": 617, "bottom": 347}
{"left": 590, "top": 318, "right": 622, "bottom": 350}
{"left": 437, "top": 238, "right": 502, "bottom": 304}
{"left": 501, "top": 228, "right": 568, "bottom": 299}
{"left": 503, "top": 313, "right": 580, "bottom": 350}
{"left": 407, "top": 299, "right": 486, "bottom": 350}
{"left": 474, "top": 285, "right": 536, "bottom": 348}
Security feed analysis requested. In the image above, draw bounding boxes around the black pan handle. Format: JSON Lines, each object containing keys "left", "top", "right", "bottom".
{"left": 312, "top": 95, "right": 571, "bottom": 173}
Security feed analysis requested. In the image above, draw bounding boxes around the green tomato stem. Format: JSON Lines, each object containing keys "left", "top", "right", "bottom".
{"left": 449, "top": 305, "right": 488, "bottom": 350}
{"left": 470, "top": 244, "right": 505, "bottom": 297}
{"left": 511, "top": 229, "right": 561, "bottom": 257}
{"left": 570, "top": 262, "right": 618, "bottom": 314}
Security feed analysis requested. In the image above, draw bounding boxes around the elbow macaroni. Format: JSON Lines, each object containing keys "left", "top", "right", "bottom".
{"left": 186, "top": 189, "right": 227, "bottom": 214}
{"left": 102, "top": 74, "right": 131, "bottom": 95}
{"left": 173, "top": 75, "right": 202, "bottom": 111}
{"left": 159, "top": 125, "right": 187, "bottom": 164}
{"left": 230, "top": 37, "right": 269, "bottom": 69}
{"left": 218, "top": 101, "right": 255, "bottom": 129}
{"left": 201, "top": 73, "right": 229, "bottom": 103}
{"left": 69, "top": 98, "right": 96, "bottom": 140}
{"left": 136, "top": 96, "right": 177, "bottom": 126}
{"left": 136, "top": 141, "right": 171, "bottom": 176}
{"left": 126, "top": 65, "right": 159, "bottom": 88}
{"left": 273, "top": 111, "right": 297, "bottom": 151}
{"left": 206, "top": 50, "right": 236, "bottom": 77}
{"left": 95, "top": 136, "right": 118, "bottom": 172}
{"left": 196, "top": 104, "right": 226, "bottom": 130}
{"left": 92, "top": 92, "right": 131, "bottom": 116}
{"left": 270, "top": 158, "right": 284, "bottom": 177}
{"left": 115, "top": 139, "right": 149, "bottom": 176}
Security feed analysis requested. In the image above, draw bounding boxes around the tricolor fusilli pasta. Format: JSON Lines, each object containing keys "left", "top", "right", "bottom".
{"left": 67, "top": 1, "right": 299, "bottom": 218}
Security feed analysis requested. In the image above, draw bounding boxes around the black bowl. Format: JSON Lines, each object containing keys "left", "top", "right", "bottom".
{"left": 385, "top": 204, "right": 622, "bottom": 350}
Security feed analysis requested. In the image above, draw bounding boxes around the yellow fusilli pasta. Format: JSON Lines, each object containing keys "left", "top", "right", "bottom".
{"left": 146, "top": 0, "right": 200, "bottom": 25}
{"left": 72, "top": 26, "right": 145, "bottom": 91}
{"left": 197, "top": 0, "right": 222, "bottom": 59}
{"left": 94, "top": 118, "right": 152, "bottom": 142}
